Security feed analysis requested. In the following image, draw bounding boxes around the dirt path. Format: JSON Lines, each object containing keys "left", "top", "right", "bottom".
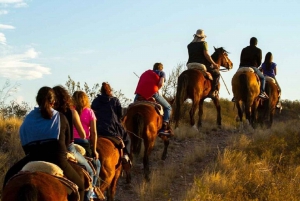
{"left": 112, "top": 127, "right": 232, "bottom": 201}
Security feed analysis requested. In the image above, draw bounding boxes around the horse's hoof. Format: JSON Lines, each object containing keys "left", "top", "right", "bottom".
{"left": 161, "top": 154, "right": 167, "bottom": 160}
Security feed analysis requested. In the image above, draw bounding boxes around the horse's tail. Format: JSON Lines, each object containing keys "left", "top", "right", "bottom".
{"left": 16, "top": 183, "right": 38, "bottom": 201}
{"left": 132, "top": 112, "right": 143, "bottom": 155}
{"left": 240, "top": 73, "right": 248, "bottom": 102}
{"left": 174, "top": 73, "right": 188, "bottom": 123}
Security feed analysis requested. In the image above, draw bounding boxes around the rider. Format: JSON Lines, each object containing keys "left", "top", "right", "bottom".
{"left": 3, "top": 87, "right": 85, "bottom": 201}
{"left": 232, "top": 37, "right": 268, "bottom": 101}
{"left": 91, "top": 82, "right": 132, "bottom": 166}
{"left": 261, "top": 52, "right": 282, "bottom": 108}
{"left": 187, "top": 29, "right": 220, "bottom": 98}
{"left": 134, "top": 62, "right": 173, "bottom": 136}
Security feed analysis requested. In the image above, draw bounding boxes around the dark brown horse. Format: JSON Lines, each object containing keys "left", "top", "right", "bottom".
{"left": 257, "top": 77, "right": 280, "bottom": 128}
{"left": 97, "top": 137, "right": 129, "bottom": 201}
{"left": 232, "top": 68, "right": 261, "bottom": 127}
{"left": 174, "top": 47, "right": 233, "bottom": 130}
{"left": 123, "top": 102, "right": 167, "bottom": 181}
{"left": 2, "top": 172, "right": 72, "bottom": 201}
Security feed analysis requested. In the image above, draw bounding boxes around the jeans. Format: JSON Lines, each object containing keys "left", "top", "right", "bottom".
{"left": 134, "top": 93, "right": 172, "bottom": 122}
{"left": 240, "top": 66, "right": 265, "bottom": 93}
{"left": 74, "top": 138, "right": 101, "bottom": 187}
{"left": 68, "top": 143, "right": 94, "bottom": 201}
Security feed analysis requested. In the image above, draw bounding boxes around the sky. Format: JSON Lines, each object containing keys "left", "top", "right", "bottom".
{"left": 0, "top": 0, "right": 299, "bottom": 108}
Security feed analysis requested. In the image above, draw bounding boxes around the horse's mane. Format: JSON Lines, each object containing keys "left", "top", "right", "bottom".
{"left": 211, "top": 47, "right": 229, "bottom": 61}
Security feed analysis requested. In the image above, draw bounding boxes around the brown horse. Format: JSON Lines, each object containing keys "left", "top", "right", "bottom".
{"left": 97, "top": 137, "right": 128, "bottom": 201}
{"left": 174, "top": 47, "right": 233, "bottom": 130}
{"left": 123, "top": 102, "right": 167, "bottom": 181}
{"left": 232, "top": 69, "right": 261, "bottom": 127}
{"left": 257, "top": 77, "right": 280, "bottom": 128}
{"left": 2, "top": 172, "right": 72, "bottom": 201}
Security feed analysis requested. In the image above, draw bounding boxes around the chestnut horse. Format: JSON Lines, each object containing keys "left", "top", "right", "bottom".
{"left": 232, "top": 69, "right": 261, "bottom": 127}
{"left": 257, "top": 77, "right": 280, "bottom": 128}
{"left": 97, "top": 137, "right": 130, "bottom": 201}
{"left": 2, "top": 172, "right": 73, "bottom": 201}
{"left": 123, "top": 102, "right": 167, "bottom": 181}
{"left": 174, "top": 47, "right": 233, "bottom": 130}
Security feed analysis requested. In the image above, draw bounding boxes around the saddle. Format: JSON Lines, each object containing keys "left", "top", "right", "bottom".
{"left": 19, "top": 161, "right": 80, "bottom": 201}
{"left": 187, "top": 62, "right": 213, "bottom": 80}
{"left": 128, "top": 98, "right": 164, "bottom": 116}
{"left": 99, "top": 136, "right": 124, "bottom": 159}
{"left": 236, "top": 67, "right": 260, "bottom": 83}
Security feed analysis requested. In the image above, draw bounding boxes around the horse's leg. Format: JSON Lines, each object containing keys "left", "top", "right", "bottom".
{"left": 108, "top": 166, "right": 122, "bottom": 201}
{"left": 143, "top": 139, "right": 155, "bottom": 181}
{"left": 236, "top": 102, "right": 243, "bottom": 122}
{"left": 198, "top": 99, "right": 204, "bottom": 129}
{"left": 160, "top": 136, "right": 170, "bottom": 160}
{"left": 212, "top": 97, "right": 221, "bottom": 126}
{"left": 189, "top": 100, "right": 199, "bottom": 127}
{"left": 100, "top": 165, "right": 114, "bottom": 198}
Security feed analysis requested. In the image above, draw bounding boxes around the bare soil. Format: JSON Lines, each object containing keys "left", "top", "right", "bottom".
{"left": 112, "top": 127, "right": 233, "bottom": 201}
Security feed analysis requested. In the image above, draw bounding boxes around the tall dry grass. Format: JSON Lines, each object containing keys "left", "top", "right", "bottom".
{"left": 1, "top": 99, "right": 299, "bottom": 201}
{"left": 0, "top": 117, "right": 24, "bottom": 192}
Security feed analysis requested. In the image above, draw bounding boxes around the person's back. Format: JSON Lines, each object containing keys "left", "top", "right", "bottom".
{"left": 240, "top": 45, "right": 262, "bottom": 67}
{"left": 187, "top": 29, "right": 220, "bottom": 98}
{"left": 3, "top": 86, "right": 85, "bottom": 201}
{"left": 232, "top": 37, "right": 268, "bottom": 101}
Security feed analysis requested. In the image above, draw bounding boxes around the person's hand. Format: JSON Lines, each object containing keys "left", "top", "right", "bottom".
{"left": 212, "top": 63, "right": 220, "bottom": 69}
{"left": 93, "top": 151, "right": 99, "bottom": 159}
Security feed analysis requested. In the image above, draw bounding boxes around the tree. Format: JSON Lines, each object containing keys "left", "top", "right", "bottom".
{"left": 161, "top": 63, "right": 185, "bottom": 100}
{"left": 0, "top": 79, "right": 30, "bottom": 119}
{"left": 65, "top": 76, "right": 132, "bottom": 107}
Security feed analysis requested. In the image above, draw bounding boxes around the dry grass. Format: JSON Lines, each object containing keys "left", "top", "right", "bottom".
{"left": 1, "top": 99, "right": 300, "bottom": 201}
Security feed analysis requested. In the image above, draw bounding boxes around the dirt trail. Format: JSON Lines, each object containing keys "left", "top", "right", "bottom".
{"left": 112, "top": 128, "right": 232, "bottom": 201}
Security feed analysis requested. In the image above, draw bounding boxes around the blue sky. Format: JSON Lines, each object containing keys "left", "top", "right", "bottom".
{"left": 0, "top": 0, "right": 299, "bottom": 107}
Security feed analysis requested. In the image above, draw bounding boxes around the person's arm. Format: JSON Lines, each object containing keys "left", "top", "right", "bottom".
{"left": 274, "top": 66, "right": 277, "bottom": 76}
{"left": 257, "top": 49, "right": 262, "bottom": 67}
{"left": 204, "top": 50, "right": 219, "bottom": 69}
{"left": 157, "top": 77, "right": 164, "bottom": 89}
{"left": 90, "top": 119, "right": 98, "bottom": 159}
{"left": 71, "top": 109, "right": 86, "bottom": 139}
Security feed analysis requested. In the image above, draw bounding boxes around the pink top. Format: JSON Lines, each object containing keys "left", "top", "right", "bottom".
{"left": 73, "top": 108, "right": 96, "bottom": 140}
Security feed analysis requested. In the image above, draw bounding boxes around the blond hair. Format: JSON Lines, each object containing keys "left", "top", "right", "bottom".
{"left": 72, "top": 91, "right": 90, "bottom": 115}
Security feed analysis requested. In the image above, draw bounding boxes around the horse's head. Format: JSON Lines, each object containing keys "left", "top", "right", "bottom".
{"left": 213, "top": 47, "right": 233, "bottom": 71}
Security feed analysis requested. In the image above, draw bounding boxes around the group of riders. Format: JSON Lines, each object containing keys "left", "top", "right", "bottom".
{"left": 2, "top": 29, "right": 281, "bottom": 201}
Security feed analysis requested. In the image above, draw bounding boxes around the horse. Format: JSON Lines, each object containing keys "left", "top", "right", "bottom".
{"left": 123, "top": 102, "right": 168, "bottom": 181}
{"left": 2, "top": 171, "right": 73, "bottom": 201}
{"left": 231, "top": 68, "right": 261, "bottom": 127}
{"left": 257, "top": 77, "right": 280, "bottom": 128}
{"left": 173, "top": 47, "right": 233, "bottom": 130}
{"left": 97, "top": 137, "right": 129, "bottom": 201}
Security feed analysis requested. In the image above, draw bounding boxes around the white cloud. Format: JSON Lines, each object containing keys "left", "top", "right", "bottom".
{"left": 0, "top": 33, "right": 6, "bottom": 44}
{"left": 0, "top": 48, "right": 51, "bottom": 80}
{"left": 0, "top": 0, "right": 23, "bottom": 3}
{"left": 0, "top": 24, "right": 15, "bottom": 29}
{"left": 0, "top": 10, "right": 8, "bottom": 15}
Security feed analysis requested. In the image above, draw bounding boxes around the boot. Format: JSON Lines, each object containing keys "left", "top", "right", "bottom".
{"left": 158, "top": 122, "right": 174, "bottom": 137}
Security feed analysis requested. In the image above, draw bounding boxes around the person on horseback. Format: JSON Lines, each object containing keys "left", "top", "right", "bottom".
{"left": 260, "top": 52, "right": 282, "bottom": 108}
{"left": 3, "top": 87, "right": 86, "bottom": 201}
{"left": 134, "top": 62, "right": 173, "bottom": 136}
{"left": 91, "top": 82, "right": 132, "bottom": 166}
{"left": 187, "top": 29, "right": 220, "bottom": 98}
{"left": 52, "top": 85, "right": 104, "bottom": 201}
{"left": 232, "top": 37, "right": 268, "bottom": 101}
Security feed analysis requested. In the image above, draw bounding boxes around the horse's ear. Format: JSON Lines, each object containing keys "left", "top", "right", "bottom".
{"left": 214, "top": 46, "right": 217, "bottom": 51}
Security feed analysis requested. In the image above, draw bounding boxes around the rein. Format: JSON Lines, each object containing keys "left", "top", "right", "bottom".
{"left": 127, "top": 130, "right": 144, "bottom": 140}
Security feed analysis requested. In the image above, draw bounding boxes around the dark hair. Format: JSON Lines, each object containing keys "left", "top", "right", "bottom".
{"left": 250, "top": 37, "right": 258, "bottom": 46}
{"left": 153, "top": 63, "right": 163, "bottom": 71}
{"left": 52, "top": 85, "right": 71, "bottom": 113}
{"left": 36, "top": 86, "right": 55, "bottom": 119}
{"left": 101, "top": 82, "right": 113, "bottom": 97}
{"left": 263, "top": 52, "right": 273, "bottom": 71}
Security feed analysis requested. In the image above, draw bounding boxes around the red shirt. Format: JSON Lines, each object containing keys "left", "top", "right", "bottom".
{"left": 135, "top": 70, "right": 160, "bottom": 99}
